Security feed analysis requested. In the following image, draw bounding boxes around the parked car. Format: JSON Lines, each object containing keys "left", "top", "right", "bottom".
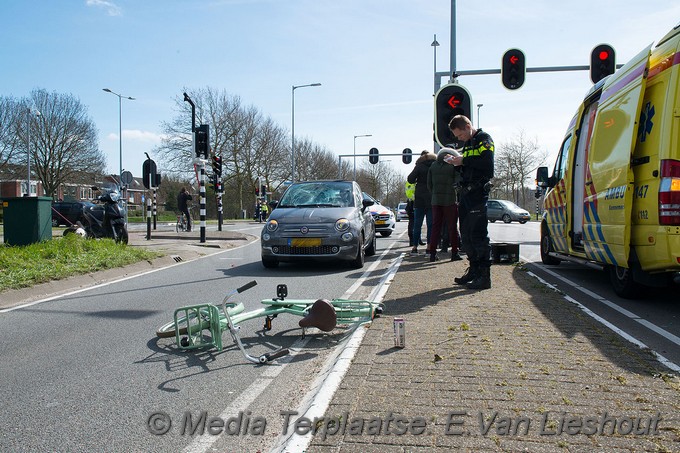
{"left": 487, "top": 199, "right": 531, "bottom": 224}
{"left": 396, "top": 202, "right": 408, "bottom": 222}
{"left": 51, "top": 201, "right": 95, "bottom": 227}
{"left": 260, "top": 180, "right": 377, "bottom": 269}
{"left": 363, "top": 193, "right": 396, "bottom": 237}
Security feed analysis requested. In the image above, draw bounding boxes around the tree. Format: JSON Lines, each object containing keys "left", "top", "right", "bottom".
{"left": 0, "top": 96, "right": 21, "bottom": 174}
{"left": 3, "top": 89, "right": 105, "bottom": 197}
{"left": 494, "top": 130, "right": 547, "bottom": 207}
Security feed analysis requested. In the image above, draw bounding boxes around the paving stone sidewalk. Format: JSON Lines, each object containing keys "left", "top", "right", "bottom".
{"left": 306, "top": 256, "right": 680, "bottom": 452}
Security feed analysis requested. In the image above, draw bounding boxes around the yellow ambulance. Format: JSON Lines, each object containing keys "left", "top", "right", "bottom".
{"left": 537, "top": 23, "right": 680, "bottom": 298}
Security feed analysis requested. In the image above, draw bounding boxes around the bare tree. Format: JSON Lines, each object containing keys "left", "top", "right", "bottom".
{"left": 0, "top": 96, "right": 21, "bottom": 174}
{"left": 5, "top": 89, "right": 105, "bottom": 197}
{"left": 494, "top": 130, "right": 547, "bottom": 206}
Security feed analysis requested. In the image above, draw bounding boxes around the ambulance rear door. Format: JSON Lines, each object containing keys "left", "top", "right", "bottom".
{"left": 583, "top": 44, "right": 652, "bottom": 267}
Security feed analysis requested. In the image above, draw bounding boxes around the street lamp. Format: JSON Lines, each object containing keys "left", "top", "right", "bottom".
{"left": 103, "top": 88, "right": 135, "bottom": 189}
{"left": 25, "top": 107, "right": 41, "bottom": 196}
{"left": 353, "top": 134, "right": 372, "bottom": 180}
{"left": 291, "top": 82, "right": 321, "bottom": 182}
{"left": 477, "top": 103, "right": 483, "bottom": 128}
{"left": 431, "top": 34, "right": 440, "bottom": 93}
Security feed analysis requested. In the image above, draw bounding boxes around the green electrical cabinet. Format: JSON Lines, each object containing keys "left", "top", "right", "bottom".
{"left": 2, "top": 197, "right": 53, "bottom": 246}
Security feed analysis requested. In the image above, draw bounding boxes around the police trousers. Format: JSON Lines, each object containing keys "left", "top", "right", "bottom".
{"left": 458, "top": 191, "right": 491, "bottom": 267}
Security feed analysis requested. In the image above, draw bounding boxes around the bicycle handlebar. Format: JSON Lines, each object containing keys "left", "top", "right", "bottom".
{"left": 259, "top": 348, "right": 289, "bottom": 363}
{"left": 238, "top": 280, "right": 257, "bottom": 293}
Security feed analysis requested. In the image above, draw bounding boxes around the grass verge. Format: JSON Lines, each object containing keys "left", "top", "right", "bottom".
{"left": 0, "top": 234, "right": 162, "bottom": 292}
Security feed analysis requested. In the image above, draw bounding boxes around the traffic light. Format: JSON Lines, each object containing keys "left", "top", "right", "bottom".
{"left": 501, "top": 48, "right": 526, "bottom": 90}
{"left": 434, "top": 83, "right": 472, "bottom": 148}
{"left": 195, "top": 124, "right": 209, "bottom": 159}
{"left": 369, "top": 147, "right": 379, "bottom": 165}
{"left": 255, "top": 187, "right": 260, "bottom": 196}
{"left": 590, "top": 44, "right": 616, "bottom": 84}
{"left": 535, "top": 188, "right": 542, "bottom": 199}
{"left": 212, "top": 154, "right": 222, "bottom": 178}
{"left": 402, "top": 148, "right": 412, "bottom": 164}
{"left": 261, "top": 184, "right": 267, "bottom": 195}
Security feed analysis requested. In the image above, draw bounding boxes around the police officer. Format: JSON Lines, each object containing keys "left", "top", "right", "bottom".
{"left": 448, "top": 115, "right": 494, "bottom": 289}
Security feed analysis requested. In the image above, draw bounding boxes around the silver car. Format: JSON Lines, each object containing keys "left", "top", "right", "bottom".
{"left": 487, "top": 199, "right": 531, "bottom": 224}
{"left": 261, "top": 180, "right": 377, "bottom": 268}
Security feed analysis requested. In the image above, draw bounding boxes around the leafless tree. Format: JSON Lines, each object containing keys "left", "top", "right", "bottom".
{"left": 494, "top": 130, "right": 547, "bottom": 206}
{"left": 0, "top": 96, "right": 21, "bottom": 174}
{"left": 4, "top": 89, "right": 104, "bottom": 197}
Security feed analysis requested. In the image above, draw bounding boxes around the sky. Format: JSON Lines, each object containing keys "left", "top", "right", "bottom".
{"left": 2, "top": 0, "right": 679, "bottom": 183}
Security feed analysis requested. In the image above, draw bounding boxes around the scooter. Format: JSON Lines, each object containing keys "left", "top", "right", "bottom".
{"left": 64, "top": 186, "right": 128, "bottom": 244}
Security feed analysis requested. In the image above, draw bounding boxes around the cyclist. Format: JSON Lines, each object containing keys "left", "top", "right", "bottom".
{"left": 177, "top": 187, "right": 193, "bottom": 232}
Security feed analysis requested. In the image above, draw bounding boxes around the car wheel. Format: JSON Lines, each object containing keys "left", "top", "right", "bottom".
{"left": 540, "top": 227, "right": 561, "bottom": 265}
{"left": 502, "top": 214, "right": 512, "bottom": 223}
{"left": 351, "top": 236, "right": 365, "bottom": 269}
{"left": 365, "top": 232, "right": 377, "bottom": 256}
{"left": 608, "top": 265, "right": 643, "bottom": 299}
{"left": 488, "top": 219, "right": 496, "bottom": 223}
{"left": 519, "top": 220, "right": 527, "bottom": 224}
{"left": 262, "top": 256, "right": 279, "bottom": 268}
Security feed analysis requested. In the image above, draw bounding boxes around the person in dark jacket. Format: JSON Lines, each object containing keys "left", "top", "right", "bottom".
{"left": 449, "top": 115, "right": 495, "bottom": 290}
{"left": 426, "top": 148, "right": 463, "bottom": 262}
{"left": 177, "top": 187, "right": 193, "bottom": 232}
{"left": 407, "top": 151, "right": 436, "bottom": 255}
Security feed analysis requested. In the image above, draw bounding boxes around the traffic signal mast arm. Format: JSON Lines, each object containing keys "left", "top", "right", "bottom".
{"left": 454, "top": 64, "right": 621, "bottom": 77}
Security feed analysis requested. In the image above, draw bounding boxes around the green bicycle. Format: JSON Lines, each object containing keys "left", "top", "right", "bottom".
{"left": 155, "top": 281, "right": 384, "bottom": 364}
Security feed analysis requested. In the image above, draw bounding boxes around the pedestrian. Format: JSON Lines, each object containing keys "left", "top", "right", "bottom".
{"left": 448, "top": 115, "right": 495, "bottom": 289}
{"left": 426, "top": 148, "right": 463, "bottom": 262}
{"left": 407, "top": 150, "right": 436, "bottom": 255}
{"left": 177, "top": 187, "right": 193, "bottom": 232}
{"left": 261, "top": 202, "right": 269, "bottom": 221}
{"left": 405, "top": 182, "right": 416, "bottom": 250}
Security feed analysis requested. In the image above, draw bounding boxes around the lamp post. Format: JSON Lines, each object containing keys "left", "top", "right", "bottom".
{"left": 477, "top": 103, "right": 483, "bottom": 128}
{"left": 103, "top": 88, "right": 135, "bottom": 189}
{"left": 25, "top": 107, "right": 40, "bottom": 196}
{"left": 431, "top": 34, "right": 440, "bottom": 93}
{"left": 291, "top": 82, "right": 321, "bottom": 182}
{"left": 353, "top": 134, "right": 372, "bottom": 181}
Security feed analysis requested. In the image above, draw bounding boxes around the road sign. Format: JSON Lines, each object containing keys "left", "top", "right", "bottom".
{"left": 121, "top": 170, "right": 133, "bottom": 185}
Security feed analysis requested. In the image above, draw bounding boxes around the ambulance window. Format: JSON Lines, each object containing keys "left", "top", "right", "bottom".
{"left": 554, "top": 134, "right": 573, "bottom": 181}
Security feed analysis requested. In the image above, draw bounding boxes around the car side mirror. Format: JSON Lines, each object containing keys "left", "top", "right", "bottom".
{"left": 362, "top": 199, "right": 374, "bottom": 211}
{"left": 269, "top": 200, "right": 278, "bottom": 209}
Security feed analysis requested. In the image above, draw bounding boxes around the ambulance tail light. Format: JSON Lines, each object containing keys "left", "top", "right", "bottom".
{"left": 659, "top": 159, "right": 680, "bottom": 225}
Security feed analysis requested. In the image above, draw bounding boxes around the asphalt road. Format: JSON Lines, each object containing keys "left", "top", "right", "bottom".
{"left": 1, "top": 220, "right": 677, "bottom": 452}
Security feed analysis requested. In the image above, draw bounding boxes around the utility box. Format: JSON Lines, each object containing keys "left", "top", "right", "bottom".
{"left": 2, "top": 197, "right": 53, "bottom": 246}
{"left": 491, "top": 242, "right": 520, "bottom": 264}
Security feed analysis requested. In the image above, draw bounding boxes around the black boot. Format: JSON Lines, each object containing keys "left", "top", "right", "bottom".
{"left": 466, "top": 267, "right": 491, "bottom": 290}
{"left": 454, "top": 263, "right": 478, "bottom": 285}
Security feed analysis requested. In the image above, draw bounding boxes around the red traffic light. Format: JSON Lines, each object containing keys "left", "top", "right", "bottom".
{"left": 590, "top": 44, "right": 615, "bottom": 84}
{"left": 447, "top": 95, "right": 461, "bottom": 109}
{"left": 501, "top": 48, "right": 526, "bottom": 90}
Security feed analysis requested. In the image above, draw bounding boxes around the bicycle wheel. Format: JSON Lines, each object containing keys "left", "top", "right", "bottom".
{"left": 156, "top": 308, "right": 211, "bottom": 338}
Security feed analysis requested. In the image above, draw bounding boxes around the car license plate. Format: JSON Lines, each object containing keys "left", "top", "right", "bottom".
{"left": 290, "top": 238, "right": 321, "bottom": 247}
{"left": 376, "top": 220, "right": 386, "bottom": 225}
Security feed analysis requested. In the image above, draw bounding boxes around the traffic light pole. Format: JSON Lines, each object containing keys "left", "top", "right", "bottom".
{"left": 217, "top": 179, "right": 223, "bottom": 232}
{"left": 199, "top": 163, "right": 206, "bottom": 243}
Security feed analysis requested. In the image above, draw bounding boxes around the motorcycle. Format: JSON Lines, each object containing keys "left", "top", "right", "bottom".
{"left": 64, "top": 186, "right": 128, "bottom": 244}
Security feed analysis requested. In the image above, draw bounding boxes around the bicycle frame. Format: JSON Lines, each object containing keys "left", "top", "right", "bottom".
{"left": 167, "top": 281, "right": 382, "bottom": 364}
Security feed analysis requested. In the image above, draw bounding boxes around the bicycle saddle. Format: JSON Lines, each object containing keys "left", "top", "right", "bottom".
{"left": 299, "top": 299, "right": 337, "bottom": 332}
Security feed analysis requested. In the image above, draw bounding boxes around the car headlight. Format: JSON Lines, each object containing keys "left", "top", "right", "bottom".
{"left": 335, "top": 218, "right": 350, "bottom": 232}
{"left": 266, "top": 220, "right": 278, "bottom": 232}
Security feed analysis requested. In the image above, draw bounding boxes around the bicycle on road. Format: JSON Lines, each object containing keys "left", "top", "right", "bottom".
{"left": 175, "top": 213, "right": 187, "bottom": 232}
{"left": 155, "top": 281, "right": 384, "bottom": 364}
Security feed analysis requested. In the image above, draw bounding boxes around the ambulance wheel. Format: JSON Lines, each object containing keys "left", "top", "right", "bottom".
{"left": 608, "top": 266, "right": 643, "bottom": 299}
{"left": 540, "top": 228, "right": 561, "bottom": 265}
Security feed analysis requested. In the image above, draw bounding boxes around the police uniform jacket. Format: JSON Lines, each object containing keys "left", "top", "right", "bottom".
{"left": 460, "top": 129, "right": 494, "bottom": 185}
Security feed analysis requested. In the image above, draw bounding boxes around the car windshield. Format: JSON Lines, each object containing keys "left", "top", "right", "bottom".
{"left": 278, "top": 181, "right": 354, "bottom": 208}
{"left": 498, "top": 200, "right": 521, "bottom": 210}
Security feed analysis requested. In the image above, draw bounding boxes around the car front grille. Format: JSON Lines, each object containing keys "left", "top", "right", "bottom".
{"left": 272, "top": 245, "right": 338, "bottom": 255}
